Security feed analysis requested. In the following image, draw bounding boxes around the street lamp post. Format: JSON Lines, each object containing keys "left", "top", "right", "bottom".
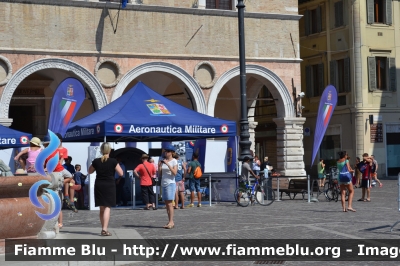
{"left": 237, "top": 0, "right": 252, "bottom": 161}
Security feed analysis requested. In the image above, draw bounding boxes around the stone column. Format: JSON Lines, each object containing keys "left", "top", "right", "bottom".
{"left": 248, "top": 121, "right": 258, "bottom": 153}
{"left": 273, "top": 117, "right": 306, "bottom": 177}
{"left": 0, "top": 118, "right": 13, "bottom": 127}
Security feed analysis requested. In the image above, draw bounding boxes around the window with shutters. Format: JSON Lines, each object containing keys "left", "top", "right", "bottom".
{"left": 304, "top": 6, "right": 323, "bottom": 35}
{"left": 334, "top": 1, "right": 344, "bottom": 28}
{"left": 330, "top": 58, "right": 351, "bottom": 93}
{"left": 306, "top": 63, "right": 325, "bottom": 97}
{"left": 337, "top": 59, "right": 346, "bottom": 93}
{"left": 367, "top": 0, "right": 392, "bottom": 25}
{"left": 206, "top": 0, "right": 232, "bottom": 10}
{"left": 376, "top": 57, "right": 387, "bottom": 90}
{"left": 368, "top": 56, "right": 396, "bottom": 91}
{"left": 374, "top": 0, "right": 384, "bottom": 23}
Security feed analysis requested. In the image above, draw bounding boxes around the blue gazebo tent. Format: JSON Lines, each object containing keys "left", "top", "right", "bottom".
{"left": 64, "top": 82, "right": 236, "bottom": 142}
{"left": 0, "top": 125, "right": 32, "bottom": 149}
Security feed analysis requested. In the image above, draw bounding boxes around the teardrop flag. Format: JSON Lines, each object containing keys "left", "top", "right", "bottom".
{"left": 310, "top": 85, "right": 338, "bottom": 167}
{"left": 48, "top": 78, "right": 86, "bottom": 136}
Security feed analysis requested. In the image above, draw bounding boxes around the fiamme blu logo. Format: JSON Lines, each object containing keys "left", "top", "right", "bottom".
{"left": 28, "top": 130, "right": 62, "bottom": 221}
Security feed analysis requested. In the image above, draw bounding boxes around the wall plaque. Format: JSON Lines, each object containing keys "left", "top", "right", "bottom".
{"left": 370, "top": 123, "right": 383, "bottom": 143}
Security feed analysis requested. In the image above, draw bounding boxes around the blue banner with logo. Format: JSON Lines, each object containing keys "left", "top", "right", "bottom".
{"left": 226, "top": 136, "right": 238, "bottom": 172}
{"left": 310, "top": 85, "right": 338, "bottom": 166}
{"left": 48, "top": 78, "right": 86, "bottom": 136}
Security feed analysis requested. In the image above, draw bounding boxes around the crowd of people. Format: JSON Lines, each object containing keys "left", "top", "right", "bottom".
{"left": 318, "top": 151, "right": 384, "bottom": 213}
{"left": 7, "top": 136, "right": 205, "bottom": 233}
{"left": 87, "top": 142, "right": 203, "bottom": 234}
{"left": 13, "top": 134, "right": 89, "bottom": 228}
{"left": 3, "top": 135, "right": 390, "bottom": 233}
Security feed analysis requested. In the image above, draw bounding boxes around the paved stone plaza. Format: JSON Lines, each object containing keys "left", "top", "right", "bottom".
{"left": 2, "top": 179, "right": 400, "bottom": 266}
{"left": 67, "top": 180, "right": 400, "bottom": 238}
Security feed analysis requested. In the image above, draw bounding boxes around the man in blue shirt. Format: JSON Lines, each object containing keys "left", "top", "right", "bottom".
{"left": 73, "top": 164, "right": 87, "bottom": 209}
{"left": 63, "top": 156, "right": 75, "bottom": 175}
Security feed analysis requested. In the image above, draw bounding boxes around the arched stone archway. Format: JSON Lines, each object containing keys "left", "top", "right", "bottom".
{"left": 0, "top": 58, "right": 107, "bottom": 126}
{"left": 207, "top": 64, "right": 295, "bottom": 118}
{"left": 208, "top": 64, "right": 306, "bottom": 176}
{"left": 112, "top": 62, "right": 206, "bottom": 114}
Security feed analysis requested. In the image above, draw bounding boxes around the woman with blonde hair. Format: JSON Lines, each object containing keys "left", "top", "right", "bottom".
{"left": 88, "top": 142, "right": 123, "bottom": 236}
{"left": 158, "top": 144, "right": 178, "bottom": 229}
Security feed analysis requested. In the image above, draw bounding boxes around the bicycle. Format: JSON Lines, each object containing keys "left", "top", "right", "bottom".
{"left": 324, "top": 167, "right": 348, "bottom": 202}
{"left": 234, "top": 176, "right": 275, "bottom": 207}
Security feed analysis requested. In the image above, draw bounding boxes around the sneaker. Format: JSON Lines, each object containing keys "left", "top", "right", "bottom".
{"left": 197, "top": 204, "right": 202, "bottom": 207}
{"left": 63, "top": 199, "right": 72, "bottom": 210}
{"left": 70, "top": 203, "right": 78, "bottom": 213}
{"left": 187, "top": 203, "right": 194, "bottom": 208}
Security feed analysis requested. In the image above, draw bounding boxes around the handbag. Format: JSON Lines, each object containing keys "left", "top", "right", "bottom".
{"left": 143, "top": 163, "right": 156, "bottom": 186}
{"left": 351, "top": 172, "right": 357, "bottom": 185}
{"left": 357, "top": 162, "right": 367, "bottom": 173}
{"left": 339, "top": 163, "right": 352, "bottom": 183}
{"left": 177, "top": 180, "right": 185, "bottom": 192}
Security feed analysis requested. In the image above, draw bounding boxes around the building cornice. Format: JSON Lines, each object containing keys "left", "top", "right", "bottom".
{"left": 0, "top": 0, "right": 302, "bottom": 21}
{"left": 302, "top": 107, "right": 400, "bottom": 117}
{"left": 0, "top": 48, "right": 303, "bottom": 63}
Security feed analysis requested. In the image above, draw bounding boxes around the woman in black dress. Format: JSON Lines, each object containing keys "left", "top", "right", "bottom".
{"left": 88, "top": 142, "right": 123, "bottom": 236}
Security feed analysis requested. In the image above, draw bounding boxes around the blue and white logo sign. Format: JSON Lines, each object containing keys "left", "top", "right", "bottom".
{"left": 28, "top": 130, "right": 62, "bottom": 221}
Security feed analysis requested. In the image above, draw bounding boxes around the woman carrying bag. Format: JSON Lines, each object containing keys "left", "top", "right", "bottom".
{"left": 158, "top": 144, "right": 178, "bottom": 229}
{"left": 337, "top": 151, "right": 355, "bottom": 212}
{"left": 134, "top": 154, "right": 157, "bottom": 210}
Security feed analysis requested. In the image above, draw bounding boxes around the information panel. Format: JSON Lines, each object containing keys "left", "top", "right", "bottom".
{"left": 370, "top": 123, "right": 383, "bottom": 143}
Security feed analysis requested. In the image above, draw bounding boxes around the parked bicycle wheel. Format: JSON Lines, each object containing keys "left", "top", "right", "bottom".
{"left": 234, "top": 187, "right": 250, "bottom": 207}
{"left": 323, "top": 181, "right": 330, "bottom": 192}
{"left": 255, "top": 185, "right": 275, "bottom": 206}
{"left": 334, "top": 188, "right": 340, "bottom": 202}
{"left": 325, "top": 187, "right": 339, "bottom": 202}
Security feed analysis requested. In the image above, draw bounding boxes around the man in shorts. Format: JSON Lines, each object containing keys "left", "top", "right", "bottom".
{"left": 187, "top": 153, "right": 202, "bottom": 208}
{"left": 358, "top": 153, "right": 373, "bottom": 202}
{"left": 370, "top": 155, "right": 383, "bottom": 187}
{"left": 237, "top": 156, "right": 259, "bottom": 205}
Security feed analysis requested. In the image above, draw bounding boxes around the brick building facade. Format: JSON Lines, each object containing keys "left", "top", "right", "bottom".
{"left": 0, "top": 0, "right": 305, "bottom": 176}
